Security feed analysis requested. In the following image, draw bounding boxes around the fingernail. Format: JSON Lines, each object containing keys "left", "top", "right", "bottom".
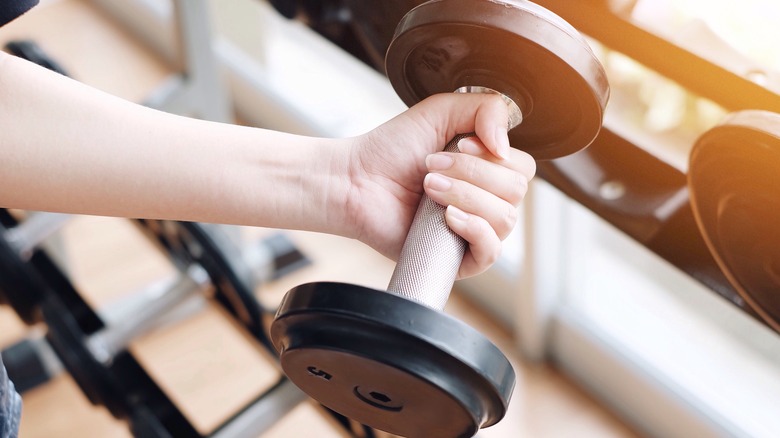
{"left": 425, "top": 173, "right": 452, "bottom": 191}
{"left": 494, "top": 126, "right": 511, "bottom": 160}
{"left": 426, "top": 153, "right": 454, "bottom": 170}
{"left": 447, "top": 205, "right": 470, "bottom": 223}
{"left": 457, "top": 137, "right": 482, "bottom": 155}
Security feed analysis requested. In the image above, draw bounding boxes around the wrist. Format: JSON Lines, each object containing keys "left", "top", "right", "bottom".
{"left": 239, "top": 131, "right": 353, "bottom": 236}
{"left": 305, "top": 137, "right": 354, "bottom": 237}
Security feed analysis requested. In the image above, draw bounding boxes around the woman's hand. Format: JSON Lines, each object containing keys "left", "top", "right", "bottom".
{"left": 344, "top": 92, "right": 536, "bottom": 279}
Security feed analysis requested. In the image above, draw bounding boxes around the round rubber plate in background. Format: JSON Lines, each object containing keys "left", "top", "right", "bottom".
{"left": 688, "top": 110, "right": 780, "bottom": 331}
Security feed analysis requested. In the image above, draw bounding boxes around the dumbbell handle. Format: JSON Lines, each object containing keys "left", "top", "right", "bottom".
{"left": 387, "top": 135, "right": 470, "bottom": 310}
{"left": 387, "top": 88, "right": 522, "bottom": 310}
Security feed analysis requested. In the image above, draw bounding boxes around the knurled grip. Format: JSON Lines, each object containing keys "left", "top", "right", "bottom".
{"left": 387, "top": 134, "right": 472, "bottom": 310}
{"left": 387, "top": 88, "right": 522, "bottom": 310}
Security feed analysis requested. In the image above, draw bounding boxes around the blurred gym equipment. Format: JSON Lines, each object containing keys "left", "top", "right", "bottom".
{"left": 688, "top": 110, "right": 780, "bottom": 332}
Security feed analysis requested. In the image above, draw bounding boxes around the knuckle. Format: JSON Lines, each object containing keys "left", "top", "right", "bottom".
{"left": 486, "top": 93, "right": 507, "bottom": 112}
{"left": 482, "top": 242, "right": 500, "bottom": 266}
{"left": 508, "top": 172, "right": 528, "bottom": 205}
{"left": 526, "top": 155, "right": 538, "bottom": 178}
{"left": 457, "top": 183, "right": 478, "bottom": 208}
{"left": 512, "top": 150, "right": 537, "bottom": 178}
{"left": 464, "top": 155, "right": 481, "bottom": 182}
{"left": 499, "top": 204, "right": 519, "bottom": 237}
{"left": 468, "top": 218, "right": 500, "bottom": 268}
{"left": 477, "top": 94, "right": 508, "bottom": 122}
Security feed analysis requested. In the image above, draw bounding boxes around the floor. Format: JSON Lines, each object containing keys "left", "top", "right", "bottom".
{"left": 0, "top": 1, "right": 640, "bottom": 437}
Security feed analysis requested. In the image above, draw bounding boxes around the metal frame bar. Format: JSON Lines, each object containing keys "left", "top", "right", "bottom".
{"left": 90, "top": 0, "right": 232, "bottom": 122}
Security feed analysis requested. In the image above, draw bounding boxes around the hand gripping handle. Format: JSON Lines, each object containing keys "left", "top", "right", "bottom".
{"left": 386, "top": 88, "right": 522, "bottom": 310}
{"left": 387, "top": 134, "right": 472, "bottom": 310}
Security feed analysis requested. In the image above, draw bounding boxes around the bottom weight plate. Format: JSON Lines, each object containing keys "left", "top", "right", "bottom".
{"left": 688, "top": 110, "right": 780, "bottom": 331}
{"left": 271, "top": 282, "right": 515, "bottom": 438}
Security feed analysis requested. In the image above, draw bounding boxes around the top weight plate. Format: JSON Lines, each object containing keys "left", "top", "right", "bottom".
{"left": 385, "top": 0, "right": 609, "bottom": 160}
{"left": 688, "top": 110, "right": 780, "bottom": 332}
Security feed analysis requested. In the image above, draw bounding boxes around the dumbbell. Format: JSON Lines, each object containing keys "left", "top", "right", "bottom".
{"left": 688, "top": 110, "right": 780, "bottom": 333}
{"left": 0, "top": 210, "right": 72, "bottom": 324}
{"left": 136, "top": 220, "right": 309, "bottom": 352}
{"left": 42, "top": 264, "right": 212, "bottom": 417}
{"left": 271, "top": 1, "right": 609, "bottom": 437}
{"left": 40, "top": 223, "right": 308, "bottom": 419}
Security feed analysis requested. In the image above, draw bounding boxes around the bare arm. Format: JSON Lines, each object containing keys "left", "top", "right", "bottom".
{"left": 0, "top": 51, "right": 535, "bottom": 277}
{"left": 0, "top": 51, "right": 351, "bottom": 236}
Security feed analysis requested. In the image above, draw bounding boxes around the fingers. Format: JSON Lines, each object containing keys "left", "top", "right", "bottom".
{"left": 400, "top": 93, "right": 535, "bottom": 278}
{"left": 418, "top": 92, "right": 514, "bottom": 159}
{"left": 422, "top": 133, "right": 535, "bottom": 278}
{"left": 457, "top": 136, "right": 537, "bottom": 180}
{"left": 473, "top": 95, "right": 512, "bottom": 160}
{"left": 424, "top": 171, "right": 519, "bottom": 240}
{"left": 423, "top": 137, "right": 535, "bottom": 240}
{"left": 444, "top": 205, "right": 501, "bottom": 279}
{"left": 425, "top": 142, "right": 534, "bottom": 206}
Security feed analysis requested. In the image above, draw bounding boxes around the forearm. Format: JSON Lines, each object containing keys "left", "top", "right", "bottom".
{"left": 0, "top": 52, "right": 351, "bottom": 235}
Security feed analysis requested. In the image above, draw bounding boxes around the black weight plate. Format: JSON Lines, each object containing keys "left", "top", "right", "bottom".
{"left": 343, "top": 0, "right": 426, "bottom": 70}
{"left": 271, "top": 282, "right": 515, "bottom": 437}
{"left": 688, "top": 110, "right": 780, "bottom": 332}
{"left": 33, "top": 252, "right": 195, "bottom": 430}
{"left": 42, "top": 294, "right": 130, "bottom": 419}
{"left": 385, "top": 0, "right": 609, "bottom": 160}
{"left": 17, "top": 228, "right": 131, "bottom": 415}
{"left": 135, "top": 220, "right": 274, "bottom": 353}
{"left": 0, "top": 211, "right": 46, "bottom": 324}
{"left": 0, "top": 209, "right": 16, "bottom": 228}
